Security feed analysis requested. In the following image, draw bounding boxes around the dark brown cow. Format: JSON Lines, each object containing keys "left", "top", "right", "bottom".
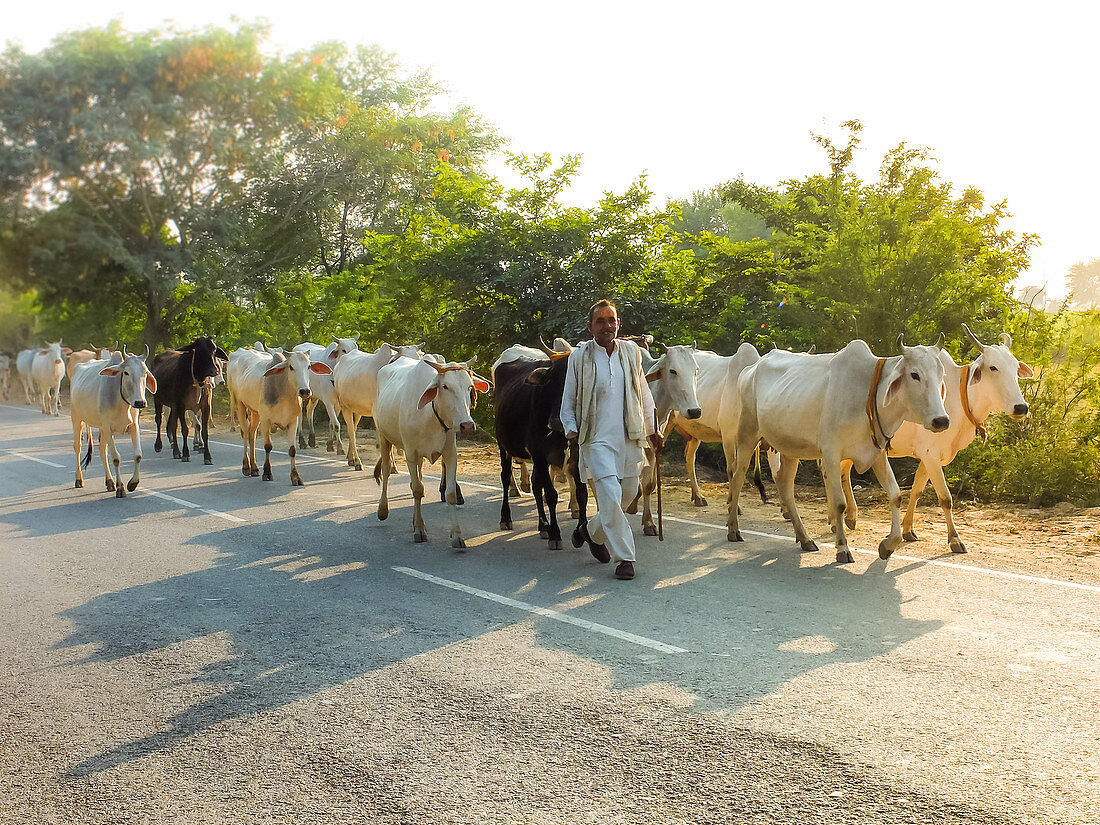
{"left": 151, "top": 337, "right": 229, "bottom": 465}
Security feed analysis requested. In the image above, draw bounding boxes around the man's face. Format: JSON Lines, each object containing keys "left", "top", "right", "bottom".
{"left": 588, "top": 306, "right": 620, "bottom": 348}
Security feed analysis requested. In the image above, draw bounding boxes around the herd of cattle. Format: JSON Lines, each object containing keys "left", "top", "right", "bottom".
{"left": 2, "top": 325, "right": 1033, "bottom": 562}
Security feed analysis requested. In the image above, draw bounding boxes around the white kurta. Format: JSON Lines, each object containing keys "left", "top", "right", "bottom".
{"left": 561, "top": 342, "right": 654, "bottom": 482}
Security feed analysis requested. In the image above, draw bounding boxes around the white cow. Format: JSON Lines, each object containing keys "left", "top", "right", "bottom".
{"left": 16, "top": 349, "right": 37, "bottom": 403}
{"left": 0, "top": 354, "right": 10, "bottom": 399}
{"left": 31, "top": 341, "right": 71, "bottom": 415}
{"left": 373, "top": 355, "right": 489, "bottom": 548}
{"left": 661, "top": 343, "right": 763, "bottom": 506}
{"left": 333, "top": 342, "right": 423, "bottom": 471}
{"left": 292, "top": 336, "right": 360, "bottom": 453}
{"left": 627, "top": 344, "right": 705, "bottom": 534}
{"left": 70, "top": 349, "right": 157, "bottom": 496}
{"left": 66, "top": 346, "right": 114, "bottom": 383}
{"left": 836, "top": 325, "right": 1033, "bottom": 553}
{"left": 228, "top": 348, "right": 332, "bottom": 485}
{"left": 727, "top": 337, "right": 950, "bottom": 563}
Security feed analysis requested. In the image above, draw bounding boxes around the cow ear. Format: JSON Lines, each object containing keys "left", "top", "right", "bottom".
{"left": 971, "top": 366, "right": 982, "bottom": 384}
{"left": 99, "top": 366, "right": 121, "bottom": 376}
{"left": 263, "top": 364, "right": 288, "bottom": 376}
{"left": 309, "top": 362, "right": 332, "bottom": 375}
{"left": 214, "top": 347, "right": 229, "bottom": 360}
{"left": 472, "top": 374, "right": 491, "bottom": 393}
{"left": 145, "top": 373, "right": 158, "bottom": 394}
{"left": 1017, "top": 361, "right": 1034, "bottom": 379}
{"left": 524, "top": 367, "right": 551, "bottom": 386}
{"left": 38, "top": 349, "right": 48, "bottom": 355}
{"left": 62, "top": 347, "right": 72, "bottom": 356}
{"left": 645, "top": 366, "right": 662, "bottom": 383}
{"left": 884, "top": 372, "right": 905, "bottom": 406}
{"left": 418, "top": 384, "right": 439, "bottom": 409}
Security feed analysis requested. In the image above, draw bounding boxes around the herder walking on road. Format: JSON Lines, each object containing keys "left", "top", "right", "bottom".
{"left": 560, "top": 300, "right": 664, "bottom": 580}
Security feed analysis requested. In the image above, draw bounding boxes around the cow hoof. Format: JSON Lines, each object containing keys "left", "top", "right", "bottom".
{"left": 291, "top": 477, "right": 303, "bottom": 487}
{"left": 414, "top": 532, "right": 428, "bottom": 543}
{"left": 878, "top": 537, "right": 899, "bottom": 559}
{"left": 727, "top": 529, "right": 743, "bottom": 542}
{"left": 456, "top": 492, "right": 465, "bottom": 506}
{"left": 902, "top": 530, "right": 919, "bottom": 542}
{"left": 75, "top": 479, "right": 83, "bottom": 488}
{"left": 127, "top": 480, "right": 139, "bottom": 492}
{"left": 800, "top": 540, "right": 819, "bottom": 553}
{"left": 570, "top": 510, "right": 580, "bottom": 520}
{"left": 548, "top": 539, "right": 562, "bottom": 550}
{"left": 326, "top": 443, "right": 334, "bottom": 453}
{"left": 204, "top": 458, "right": 213, "bottom": 466}
{"left": 115, "top": 487, "right": 125, "bottom": 498}
{"left": 354, "top": 464, "right": 363, "bottom": 472}
{"left": 451, "top": 537, "right": 466, "bottom": 550}
{"left": 250, "top": 469, "right": 260, "bottom": 478}
{"left": 539, "top": 529, "right": 550, "bottom": 540}
{"left": 262, "top": 472, "right": 273, "bottom": 481}
{"left": 348, "top": 460, "right": 356, "bottom": 467}
{"left": 950, "top": 539, "right": 967, "bottom": 554}
{"left": 377, "top": 505, "right": 389, "bottom": 521}
{"left": 836, "top": 548, "right": 854, "bottom": 564}
{"left": 308, "top": 436, "right": 316, "bottom": 448}
{"left": 154, "top": 443, "right": 163, "bottom": 452}
{"left": 845, "top": 515, "right": 857, "bottom": 530}
{"left": 520, "top": 481, "right": 531, "bottom": 494}
{"left": 242, "top": 467, "right": 251, "bottom": 477}
{"left": 105, "top": 480, "right": 116, "bottom": 492}
{"left": 181, "top": 455, "right": 189, "bottom": 463}
{"left": 643, "top": 524, "right": 658, "bottom": 537}
{"left": 692, "top": 496, "right": 708, "bottom": 507}
{"left": 500, "top": 521, "right": 512, "bottom": 531}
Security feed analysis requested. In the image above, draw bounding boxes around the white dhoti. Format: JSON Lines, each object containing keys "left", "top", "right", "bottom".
{"left": 587, "top": 473, "right": 641, "bottom": 563}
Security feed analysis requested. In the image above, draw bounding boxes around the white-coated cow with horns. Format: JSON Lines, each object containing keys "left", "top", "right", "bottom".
{"left": 835, "top": 324, "right": 1033, "bottom": 554}
{"left": 726, "top": 336, "right": 950, "bottom": 563}
{"left": 372, "top": 354, "right": 490, "bottom": 548}
{"left": 228, "top": 347, "right": 332, "bottom": 485}
{"left": 293, "top": 335, "right": 361, "bottom": 454}
{"left": 70, "top": 347, "right": 157, "bottom": 496}
{"left": 31, "top": 341, "right": 72, "bottom": 415}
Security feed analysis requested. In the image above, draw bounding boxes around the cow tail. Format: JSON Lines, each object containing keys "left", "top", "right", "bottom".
{"left": 752, "top": 440, "right": 768, "bottom": 504}
{"left": 81, "top": 432, "right": 94, "bottom": 470}
{"left": 372, "top": 443, "right": 391, "bottom": 485}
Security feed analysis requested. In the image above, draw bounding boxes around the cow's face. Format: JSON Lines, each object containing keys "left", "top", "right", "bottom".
{"left": 330, "top": 335, "right": 360, "bottom": 361}
{"left": 264, "top": 350, "right": 331, "bottom": 398}
{"left": 647, "top": 345, "right": 702, "bottom": 419}
{"left": 886, "top": 343, "right": 949, "bottom": 433}
{"left": 418, "top": 362, "right": 490, "bottom": 437}
{"left": 101, "top": 353, "right": 156, "bottom": 408}
{"left": 182, "top": 337, "right": 228, "bottom": 381}
{"left": 968, "top": 333, "right": 1033, "bottom": 420}
{"left": 524, "top": 355, "right": 573, "bottom": 432}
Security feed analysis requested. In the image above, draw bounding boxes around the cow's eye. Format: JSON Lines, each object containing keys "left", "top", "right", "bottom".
{"left": 669, "top": 369, "right": 677, "bottom": 376}
{"left": 442, "top": 384, "right": 448, "bottom": 391}
{"left": 910, "top": 372, "right": 919, "bottom": 380}
{"left": 990, "top": 365, "right": 999, "bottom": 372}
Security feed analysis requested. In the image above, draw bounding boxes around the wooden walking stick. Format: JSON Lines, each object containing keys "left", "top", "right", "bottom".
{"left": 654, "top": 413, "right": 664, "bottom": 541}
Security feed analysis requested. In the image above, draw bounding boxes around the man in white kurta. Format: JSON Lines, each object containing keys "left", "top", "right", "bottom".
{"left": 560, "top": 301, "right": 661, "bottom": 580}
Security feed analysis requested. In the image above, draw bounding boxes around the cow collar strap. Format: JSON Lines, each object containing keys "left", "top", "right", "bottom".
{"left": 865, "top": 357, "right": 893, "bottom": 451}
{"left": 960, "top": 364, "right": 988, "bottom": 442}
{"left": 430, "top": 401, "right": 450, "bottom": 432}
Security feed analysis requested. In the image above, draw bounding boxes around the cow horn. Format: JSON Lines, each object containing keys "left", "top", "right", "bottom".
{"left": 352, "top": 333, "right": 360, "bottom": 342}
{"left": 808, "top": 344, "right": 817, "bottom": 354}
{"left": 1000, "top": 332, "right": 1012, "bottom": 348}
{"left": 539, "top": 336, "right": 556, "bottom": 356}
{"left": 142, "top": 344, "right": 150, "bottom": 360}
{"left": 896, "top": 334, "right": 906, "bottom": 352}
{"left": 465, "top": 354, "right": 478, "bottom": 367}
{"left": 692, "top": 339, "right": 698, "bottom": 350}
{"left": 935, "top": 332, "right": 945, "bottom": 350}
{"left": 961, "top": 323, "right": 985, "bottom": 351}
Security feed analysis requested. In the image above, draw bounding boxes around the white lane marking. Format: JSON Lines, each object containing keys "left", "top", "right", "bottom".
{"left": 140, "top": 489, "right": 246, "bottom": 523}
{"left": 664, "top": 515, "right": 1100, "bottom": 594}
{"left": 1, "top": 449, "right": 65, "bottom": 468}
{"left": 393, "top": 566, "right": 689, "bottom": 654}
{"left": 0, "top": 403, "right": 39, "bottom": 413}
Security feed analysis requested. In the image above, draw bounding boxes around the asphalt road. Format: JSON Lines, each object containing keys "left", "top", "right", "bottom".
{"left": 1, "top": 402, "right": 1097, "bottom": 824}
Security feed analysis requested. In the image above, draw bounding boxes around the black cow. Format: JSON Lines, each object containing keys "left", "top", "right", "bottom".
{"left": 151, "top": 337, "right": 229, "bottom": 465}
{"left": 494, "top": 354, "right": 588, "bottom": 550}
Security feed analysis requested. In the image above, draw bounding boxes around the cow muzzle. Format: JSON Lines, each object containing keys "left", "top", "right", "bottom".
{"left": 132, "top": 400, "right": 147, "bottom": 409}
{"left": 458, "top": 421, "right": 477, "bottom": 437}
{"left": 1012, "top": 403, "right": 1029, "bottom": 418}
{"left": 686, "top": 407, "right": 702, "bottom": 419}
{"left": 298, "top": 389, "right": 311, "bottom": 398}
{"left": 930, "top": 415, "right": 949, "bottom": 432}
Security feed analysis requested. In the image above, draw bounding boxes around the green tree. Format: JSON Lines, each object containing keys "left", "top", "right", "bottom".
{"left": 1067, "top": 257, "right": 1100, "bottom": 309}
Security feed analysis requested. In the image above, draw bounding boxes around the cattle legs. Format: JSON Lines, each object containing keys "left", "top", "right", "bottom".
{"left": 532, "top": 457, "right": 561, "bottom": 550}
{"left": 438, "top": 464, "right": 464, "bottom": 505}
{"left": 903, "top": 459, "right": 966, "bottom": 553}
{"left": 72, "top": 421, "right": 88, "bottom": 488}
{"left": 869, "top": 451, "right": 905, "bottom": 559}
{"left": 126, "top": 418, "right": 142, "bottom": 492}
{"left": 374, "top": 437, "right": 393, "bottom": 522}
{"left": 499, "top": 449, "right": 514, "bottom": 530}
{"left": 346, "top": 412, "right": 364, "bottom": 471}
{"left": 239, "top": 402, "right": 259, "bottom": 477}
{"left": 441, "top": 444, "right": 466, "bottom": 549}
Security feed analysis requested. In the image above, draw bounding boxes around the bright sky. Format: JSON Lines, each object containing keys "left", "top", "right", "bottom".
{"left": 7, "top": 1, "right": 1099, "bottom": 301}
